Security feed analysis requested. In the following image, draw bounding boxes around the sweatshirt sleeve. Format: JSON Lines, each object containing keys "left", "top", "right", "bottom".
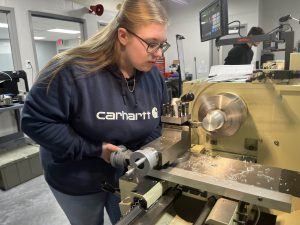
{"left": 21, "top": 67, "right": 101, "bottom": 161}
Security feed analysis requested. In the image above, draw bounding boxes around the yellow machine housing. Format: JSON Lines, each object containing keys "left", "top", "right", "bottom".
{"left": 182, "top": 78, "right": 300, "bottom": 223}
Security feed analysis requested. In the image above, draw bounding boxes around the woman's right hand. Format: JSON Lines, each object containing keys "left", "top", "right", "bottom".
{"left": 101, "top": 143, "right": 120, "bottom": 163}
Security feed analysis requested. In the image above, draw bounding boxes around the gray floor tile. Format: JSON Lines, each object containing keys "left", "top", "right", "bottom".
{"left": 0, "top": 176, "right": 112, "bottom": 225}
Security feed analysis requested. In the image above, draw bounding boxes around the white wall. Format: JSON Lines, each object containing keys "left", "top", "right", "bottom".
{"left": 163, "top": 0, "right": 260, "bottom": 79}
{"left": 162, "top": 0, "right": 212, "bottom": 80}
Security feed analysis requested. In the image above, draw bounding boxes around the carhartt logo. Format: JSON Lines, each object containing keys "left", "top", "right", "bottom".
{"left": 96, "top": 107, "right": 159, "bottom": 121}
{"left": 152, "top": 107, "right": 158, "bottom": 118}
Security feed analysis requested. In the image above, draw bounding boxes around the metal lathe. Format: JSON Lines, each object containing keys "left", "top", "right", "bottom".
{"left": 110, "top": 71, "right": 300, "bottom": 225}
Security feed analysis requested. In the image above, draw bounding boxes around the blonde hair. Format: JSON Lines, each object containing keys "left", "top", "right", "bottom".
{"left": 38, "top": 0, "right": 168, "bottom": 86}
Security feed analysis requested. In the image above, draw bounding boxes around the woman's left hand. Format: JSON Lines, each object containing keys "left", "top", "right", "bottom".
{"left": 101, "top": 143, "right": 120, "bottom": 163}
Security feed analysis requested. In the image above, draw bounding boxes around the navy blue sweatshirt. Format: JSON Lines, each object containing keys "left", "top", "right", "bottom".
{"left": 21, "top": 64, "right": 168, "bottom": 195}
{"left": 224, "top": 44, "right": 254, "bottom": 65}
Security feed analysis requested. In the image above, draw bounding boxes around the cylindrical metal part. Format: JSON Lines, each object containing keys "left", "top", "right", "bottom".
{"left": 178, "top": 103, "right": 182, "bottom": 117}
{"left": 166, "top": 103, "right": 171, "bottom": 116}
{"left": 125, "top": 168, "right": 135, "bottom": 176}
{"left": 202, "top": 110, "right": 225, "bottom": 132}
{"left": 134, "top": 157, "right": 146, "bottom": 167}
{"left": 181, "top": 102, "right": 186, "bottom": 116}
{"left": 129, "top": 148, "right": 158, "bottom": 176}
{"left": 185, "top": 102, "right": 189, "bottom": 115}
{"left": 162, "top": 104, "right": 167, "bottom": 116}
{"left": 171, "top": 98, "right": 180, "bottom": 117}
{"left": 171, "top": 104, "right": 175, "bottom": 116}
{"left": 198, "top": 93, "right": 248, "bottom": 136}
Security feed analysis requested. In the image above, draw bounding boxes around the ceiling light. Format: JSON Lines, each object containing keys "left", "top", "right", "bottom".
{"left": 170, "top": 0, "right": 188, "bottom": 5}
{"left": 0, "top": 23, "right": 8, "bottom": 28}
{"left": 47, "top": 29, "right": 80, "bottom": 34}
{"left": 34, "top": 36, "right": 46, "bottom": 40}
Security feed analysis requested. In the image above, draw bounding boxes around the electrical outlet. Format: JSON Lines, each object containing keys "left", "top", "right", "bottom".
{"left": 25, "top": 60, "right": 32, "bottom": 69}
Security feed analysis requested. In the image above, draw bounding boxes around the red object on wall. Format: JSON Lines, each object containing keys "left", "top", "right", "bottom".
{"left": 155, "top": 57, "right": 165, "bottom": 76}
{"left": 57, "top": 39, "right": 63, "bottom": 46}
{"left": 89, "top": 4, "right": 104, "bottom": 16}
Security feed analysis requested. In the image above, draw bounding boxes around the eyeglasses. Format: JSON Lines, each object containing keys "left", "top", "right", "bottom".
{"left": 126, "top": 29, "right": 170, "bottom": 54}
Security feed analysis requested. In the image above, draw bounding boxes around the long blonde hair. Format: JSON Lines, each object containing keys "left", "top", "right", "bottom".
{"left": 38, "top": 0, "right": 168, "bottom": 85}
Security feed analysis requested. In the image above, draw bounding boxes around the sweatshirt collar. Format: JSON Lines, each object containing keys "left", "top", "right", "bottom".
{"left": 105, "top": 64, "right": 140, "bottom": 107}
{"left": 105, "top": 64, "right": 143, "bottom": 80}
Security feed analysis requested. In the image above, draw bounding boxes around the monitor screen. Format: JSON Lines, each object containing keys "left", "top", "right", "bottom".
{"left": 199, "top": 0, "right": 228, "bottom": 42}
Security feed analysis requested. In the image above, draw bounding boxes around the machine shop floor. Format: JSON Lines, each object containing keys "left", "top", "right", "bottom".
{"left": 0, "top": 175, "right": 112, "bottom": 225}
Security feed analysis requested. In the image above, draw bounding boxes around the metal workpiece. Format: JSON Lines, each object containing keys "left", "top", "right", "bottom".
{"left": 148, "top": 153, "right": 299, "bottom": 212}
{"left": 202, "top": 109, "right": 226, "bottom": 132}
{"left": 129, "top": 148, "right": 159, "bottom": 176}
{"left": 198, "top": 93, "right": 247, "bottom": 136}
{"left": 127, "top": 117, "right": 192, "bottom": 176}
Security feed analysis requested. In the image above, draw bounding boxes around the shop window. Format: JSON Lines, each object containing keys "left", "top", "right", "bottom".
{"left": 30, "top": 13, "right": 85, "bottom": 71}
{"left": 0, "top": 11, "right": 14, "bottom": 71}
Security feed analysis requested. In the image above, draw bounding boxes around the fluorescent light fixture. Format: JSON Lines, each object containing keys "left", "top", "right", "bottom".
{"left": 171, "top": 0, "right": 188, "bottom": 5}
{"left": 34, "top": 36, "right": 46, "bottom": 40}
{"left": 47, "top": 28, "right": 80, "bottom": 34}
{"left": 0, "top": 23, "right": 8, "bottom": 28}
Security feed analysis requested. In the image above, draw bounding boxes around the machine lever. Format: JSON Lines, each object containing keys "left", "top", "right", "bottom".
{"left": 125, "top": 168, "right": 136, "bottom": 176}
{"left": 181, "top": 92, "right": 194, "bottom": 102}
{"left": 134, "top": 157, "right": 146, "bottom": 166}
{"left": 125, "top": 157, "right": 146, "bottom": 176}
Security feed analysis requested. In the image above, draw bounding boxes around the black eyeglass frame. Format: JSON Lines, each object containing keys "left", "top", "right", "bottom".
{"left": 126, "top": 28, "right": 170, "bottom": 54}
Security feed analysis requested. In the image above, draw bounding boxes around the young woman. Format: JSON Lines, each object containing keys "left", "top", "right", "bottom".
{"left": 21, "top": 0, "right": 170, "bottom": 224}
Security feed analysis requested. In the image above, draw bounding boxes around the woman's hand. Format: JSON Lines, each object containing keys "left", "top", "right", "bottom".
{"left": 101, "top": 143, "right": 120, "bottom": 163}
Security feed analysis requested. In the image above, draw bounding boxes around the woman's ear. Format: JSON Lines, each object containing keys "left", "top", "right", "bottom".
{"left": 118, "top": 27, "right": 128, "bottom": 46}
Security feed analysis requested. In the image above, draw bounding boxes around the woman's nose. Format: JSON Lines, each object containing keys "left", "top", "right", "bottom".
{"left": 153, "top": 47, "right": 163, "bottom": 58}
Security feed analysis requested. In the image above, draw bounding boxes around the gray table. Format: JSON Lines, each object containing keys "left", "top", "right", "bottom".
{"left": 0, "top": 103, "right": 24, "bottom": 148}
